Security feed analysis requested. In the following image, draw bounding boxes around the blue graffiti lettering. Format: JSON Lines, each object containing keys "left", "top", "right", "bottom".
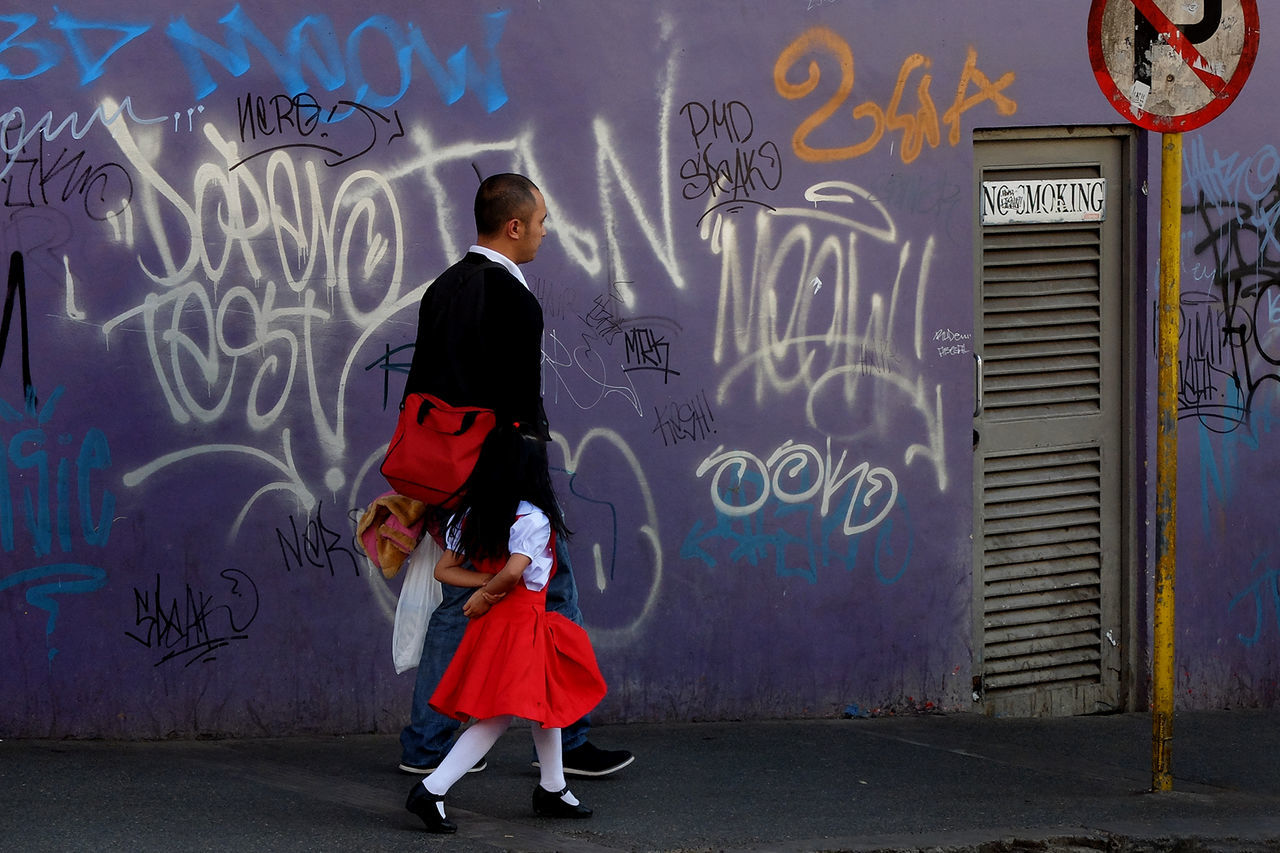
{"left": 1195, "top": 389, "right": 1278, "bottom": 534}
{"left": 680, "top": 468, "right": 911, "bottom": 584}
{"left": 1, "top": 7, "right": 509, "bottom": 111}
{"left": 1, "top": 386, "right": 115, "bottom": 555}
{"left": 0, "top": 563, "right": 108, "bottom": 658}
{"left": 1228, "top": 557, "right": 1280, "bottom": 647}
{"left": 49, "top": 9, "right": 149, "bottom": 85}
{"left": 165, "top": 5, "right": 509, "bottom": 109}
{"left": 0, "top": 13, "right": 59, "bottom": 81}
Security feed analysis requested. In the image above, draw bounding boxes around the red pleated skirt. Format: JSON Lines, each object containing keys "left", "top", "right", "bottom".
{"left": 429, "top": 580, "right": 607, "bottom": 728}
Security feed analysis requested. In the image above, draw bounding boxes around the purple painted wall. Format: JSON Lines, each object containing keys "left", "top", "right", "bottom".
{"left": 1, "top": 1, "right": 1276, "bottom": 738}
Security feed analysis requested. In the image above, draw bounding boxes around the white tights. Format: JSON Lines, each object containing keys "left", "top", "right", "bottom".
{"left": 422, "top": 716, "right": 574, "bottom": 801}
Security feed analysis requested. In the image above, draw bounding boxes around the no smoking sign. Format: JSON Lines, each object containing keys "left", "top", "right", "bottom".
{"left": 1088, "top": 0, "right": 1260, "bottom": 132}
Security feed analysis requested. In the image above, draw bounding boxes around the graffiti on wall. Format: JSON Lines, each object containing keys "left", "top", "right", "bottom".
{"left": 0, "top": 3, "right": 518, "bottom": 673}
{"left": 774, "top": 28, "right": 1017, "bottom": 165}
{"left": 679, "top": 98, "right": 783, "bottom": 226}
{"left": 0, "top": 2, "right": 1049, "bottom": 734}
{"left": 125, "top": 569, "right": 259, "bottom": 667}
{"left": 2, "top": 250, "right": 113, "bottom": 658}
{"left": 652, "top": 390, "right": 716, "bottom": 447}
{"left": 0, "top": 8, "right": 511, "bottom": 109}
{"left": 667, "top": 29, "right": 982, "bottom": 581}
{"left": 702, "top": 181, "right": 946, "bottom": 492}
{"left": 1181, "top": 134, "right": 1280, "bottom": 435}
{"left": 682, "top": 437, "right": 910, "bottom": 585}
{"left": 1180, "top": 134, "right": 1280, "bottom": 551}
{"left": 1228, "top": 554, "right": 1280, "bottom": 649}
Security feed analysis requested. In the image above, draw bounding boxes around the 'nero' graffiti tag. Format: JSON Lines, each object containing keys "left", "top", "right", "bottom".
{"left": 276, "top": 501, "right": 360, "bottom": 576}
{"left": 233, "top": 92, "right": 405, "bottom": 170}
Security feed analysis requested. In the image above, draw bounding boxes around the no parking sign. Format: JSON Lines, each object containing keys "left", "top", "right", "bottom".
{"left": 1088, "top": 0, "right": 1260, "bottom": 132}
{"left": 1088, "top": 0, "right": 1262, "bottom": 794}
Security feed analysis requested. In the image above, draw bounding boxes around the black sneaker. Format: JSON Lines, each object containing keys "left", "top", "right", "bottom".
{"left": 535, "top": 742, "right": 634, "bottom": 777}
{"left": 398, "top": 758, "right": 487, "bottom": 775}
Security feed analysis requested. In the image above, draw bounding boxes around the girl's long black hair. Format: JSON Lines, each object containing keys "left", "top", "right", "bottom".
{"left": 443, "top": 424, "right": 570, "bottom": 562}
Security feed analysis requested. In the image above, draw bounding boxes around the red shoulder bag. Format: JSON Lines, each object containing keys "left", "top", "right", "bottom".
{"left": 380, "top": 392, "right": 496, "bottom": 508}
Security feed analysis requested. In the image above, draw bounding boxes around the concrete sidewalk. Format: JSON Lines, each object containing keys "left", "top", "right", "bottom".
{"left": 3, "top": 710, "right": 1279, "bottom": 853}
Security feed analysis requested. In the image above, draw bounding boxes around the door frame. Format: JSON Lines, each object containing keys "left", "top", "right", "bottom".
{"left": 970, "top": 124, "right": 1145, "bottom": 716}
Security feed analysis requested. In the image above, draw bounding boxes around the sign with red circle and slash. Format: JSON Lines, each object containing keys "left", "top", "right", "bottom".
{"left": 1088, "top": 0, "right": 1260, "bottom": 132}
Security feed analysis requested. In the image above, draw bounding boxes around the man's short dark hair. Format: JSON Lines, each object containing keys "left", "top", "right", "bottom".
{"left": 474, "top": 173, "right": 539, "bottom": 237}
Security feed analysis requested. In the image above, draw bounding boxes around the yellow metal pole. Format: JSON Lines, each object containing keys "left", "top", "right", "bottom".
{"left": 1152, "top": 131, "right": 1181, "bottom": 793}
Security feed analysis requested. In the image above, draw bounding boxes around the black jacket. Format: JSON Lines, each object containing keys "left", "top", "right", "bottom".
{"left": 403, "top": 252, "right": 550, "bottom": 439}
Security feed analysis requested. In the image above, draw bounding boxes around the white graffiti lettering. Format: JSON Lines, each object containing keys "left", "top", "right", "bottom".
{"left": 703, "top": 180, "right": 946, "bottom": 491}
{"left": 695, "top": 438, "right": 897, "bottom": 536}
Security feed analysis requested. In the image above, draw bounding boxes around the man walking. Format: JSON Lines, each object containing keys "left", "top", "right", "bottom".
{"left": 398, "top": 173, "right": 633, "bottom": 779}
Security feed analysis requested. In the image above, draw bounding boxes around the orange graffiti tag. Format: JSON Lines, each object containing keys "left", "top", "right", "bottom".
{"left": 774, "top": 27, "right": 1017, "bottom": 165}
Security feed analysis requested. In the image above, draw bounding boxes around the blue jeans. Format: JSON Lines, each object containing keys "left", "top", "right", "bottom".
{"left": 399, "top": 536, "right": 591, "bottom": 766}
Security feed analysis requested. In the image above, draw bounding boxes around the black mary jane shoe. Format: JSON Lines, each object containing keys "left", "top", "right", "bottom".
{"left": 405, "top": 783, "right": 457, "bottom": 833}
{"left": 532, "top": 784, "right": 593, "bottom": 819}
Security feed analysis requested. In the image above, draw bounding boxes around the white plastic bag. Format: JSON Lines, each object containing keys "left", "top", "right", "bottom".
{"left": 392, "top": 536, "right": 443, "bottom": 674}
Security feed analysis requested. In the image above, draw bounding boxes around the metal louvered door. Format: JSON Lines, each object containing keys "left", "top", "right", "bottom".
{"left": 972, "top": 129, "right": 1134, "bottom": 717}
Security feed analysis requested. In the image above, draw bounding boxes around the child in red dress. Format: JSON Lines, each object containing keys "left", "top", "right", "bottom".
{"left": 405, "top": 425, "right": 607, "bottom": 834}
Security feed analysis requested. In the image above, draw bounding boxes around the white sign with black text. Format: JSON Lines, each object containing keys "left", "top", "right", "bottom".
{"left": 981, "top": 178, "right": 1107, "bottom": 226}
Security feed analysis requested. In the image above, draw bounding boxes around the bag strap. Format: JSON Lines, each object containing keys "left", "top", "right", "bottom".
{"left": 413, "top": 394, "right": 484, "bottom": 436}
{"left": 0, "top": 251, "right": 36, "bottom": 406}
